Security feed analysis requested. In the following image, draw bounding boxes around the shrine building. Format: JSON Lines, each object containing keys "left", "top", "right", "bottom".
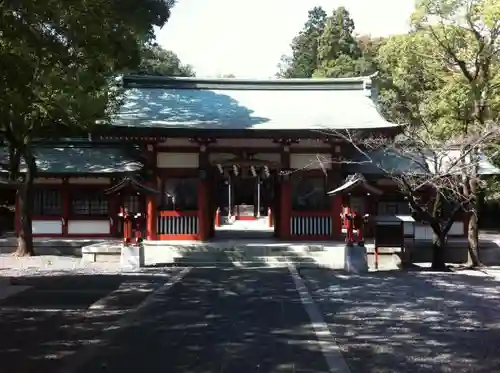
{"left": 2, "top": 74, "right": 472, "bottom": 241}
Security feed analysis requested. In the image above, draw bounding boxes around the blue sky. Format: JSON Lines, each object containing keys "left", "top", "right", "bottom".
{"left": 156, "top": 0, "right": 415, "bottom": 78}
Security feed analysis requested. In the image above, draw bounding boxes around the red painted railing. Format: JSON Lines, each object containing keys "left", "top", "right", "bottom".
{"left": 290, "top": 211, "right": 333, "bottom": 240}
{"left": 157, "top": 210, "right": 199, "bottom": 240}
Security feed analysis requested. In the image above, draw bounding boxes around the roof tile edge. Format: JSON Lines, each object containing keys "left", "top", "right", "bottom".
{"left": 121, "top": 72, "right": 379, "bottom": 91}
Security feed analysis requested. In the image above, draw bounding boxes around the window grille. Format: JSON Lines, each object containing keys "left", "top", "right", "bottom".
{"left": 71, "top": 193, "right": 109, "bottom": 216}
{"left": 33, "top": 189, "right": 62, "bottom": 216}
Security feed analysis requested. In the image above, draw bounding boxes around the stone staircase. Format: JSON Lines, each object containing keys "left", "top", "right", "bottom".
{"left": 214, "top": 218, "right": 274, "bottom": 240}
{"left": 140, "top": 240, "right": 365, "bottom": 271}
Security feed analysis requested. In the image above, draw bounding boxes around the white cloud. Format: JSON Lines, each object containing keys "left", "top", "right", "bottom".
{"left": 156, "top": 0, "right": 414, "bottom": 78}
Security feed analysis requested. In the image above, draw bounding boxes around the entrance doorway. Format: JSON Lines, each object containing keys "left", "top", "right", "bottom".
{"left": 212, "top": 167, "right": 277, "bottom": 239}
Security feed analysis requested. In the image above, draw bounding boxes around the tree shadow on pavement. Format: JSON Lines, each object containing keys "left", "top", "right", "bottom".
{"left": 0, "top": 272, "right": 172, "bottom": 373}
{"left": 299, "top": 267, "right": 500, "bottom": 373}
{"left": 72, "top": 267, "right": 334, "bottom": 373}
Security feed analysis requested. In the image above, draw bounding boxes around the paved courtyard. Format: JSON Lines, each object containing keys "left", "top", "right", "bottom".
{"left": 1, "top": 257, "right": 500, "bottom": 372}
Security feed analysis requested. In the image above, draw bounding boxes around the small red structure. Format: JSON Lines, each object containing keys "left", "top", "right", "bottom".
{"left": 268, "top": 207, "right": 273, "bottom": 227}
{"left": 215, "top": 207, "right": 222, "bottom": 227}
{"left": 343, "top": 210, "right": 356, "bottom": 245}
{"left": 106, "top": 177, "right": 159, "bottom": 244}
{"left": 133, "top": 212, "right": 145, "bottom": 245}
{"left": 330, "top": 174, "right": 383, "bottom": 245}
{"left": 118, "top": 207, "right": 132, "bottom": 244}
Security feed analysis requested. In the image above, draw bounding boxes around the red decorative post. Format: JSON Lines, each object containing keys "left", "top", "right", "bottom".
{"left": 119, "top": 207, "right": 132, "bottom": 244}
{"left": 268, "top": 207, "right": 273, "bottom": 227}
{"left": 215, "top": 207, "right": 221, "bottom": 227}
{"left": 344, "top": 209, "right": 355, "bottom": 245}
{"left": 146, "top": 194, "right": 157, "bottom": 240}
{"left": 134, "top": 213, "right": 143, "bottom": 245}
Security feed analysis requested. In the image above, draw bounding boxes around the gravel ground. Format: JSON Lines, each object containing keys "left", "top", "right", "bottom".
{"left": 299, "top": 268, "right": 500, "bottom": 373}
{"left": 0, "top": 254, "right": 182, "bottom": 373}
{"left": 0, "top": 254, "right": 122, "bottom": 277}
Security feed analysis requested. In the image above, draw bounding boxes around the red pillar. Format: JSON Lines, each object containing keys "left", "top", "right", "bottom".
{"left": 215, "top": 208, "right": 221, "bottom": 227}
{"left": 279, "top": 180, "right": 291, "bottom": 240}
{"left": 146, "top": 194, "right": 157, "bottom": 240}
{"left": 124, "top": 217, "right": 132, "bottom": 243}
{"left": 198, "top": 180, "right": 209, "bottom": 241}
{"left": 331, "top": 194, "right": 342, "bottom": 239}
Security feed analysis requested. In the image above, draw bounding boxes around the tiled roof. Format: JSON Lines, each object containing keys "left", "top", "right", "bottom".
{"left": 0, "top": 146, "right": 143, "bottom": 174}
{"left": 346, "top": 149, "right": 500, "bottom": 176}
{"left": 112, "top": 74, "right": 397, "bottom": 131}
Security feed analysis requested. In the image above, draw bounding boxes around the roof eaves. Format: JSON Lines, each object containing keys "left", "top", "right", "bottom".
{"left": 122, "top": 73, "right": 376, "bottom": 92}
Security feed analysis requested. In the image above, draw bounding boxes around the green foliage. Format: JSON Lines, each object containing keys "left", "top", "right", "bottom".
{"left": 278, "top": 6, "right": 382, "bottom": 79}
{"left": 411, "top": 0, "right": 500, "bottom": 130}
{"left": 138, "top": 45, "right": 195, "bottom": 76}
{"left": 1, "top": 0, "right": 176, "bottom": 255}
{"left": 314, "top": 7, "right": 363, "bottom": 78}
{"left": 0, "top": 0, "right": 174, "bottom": 147}
{"left": 277, "top": 6, "right": 327, "bottom": 78}
{"left": 376, "top": 31, "right": 449, "bottom": 134}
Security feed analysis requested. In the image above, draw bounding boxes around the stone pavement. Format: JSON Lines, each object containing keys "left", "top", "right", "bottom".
{"left": 0, "top": 269, "right": 182, "bottom": 373}
{"left": 70, "top": 267, "right": 334, "bottom": 373}
{"left": 299, "top": 268, "right": 500, "bottom": 373}
{"left": 1, "top": 265, "right": 500, "bottom": 372}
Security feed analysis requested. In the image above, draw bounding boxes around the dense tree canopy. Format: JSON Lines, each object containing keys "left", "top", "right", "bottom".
{"left": 138, "top": 45, "right": 195, "bottom": 76}
{"left": 313, "top": 7, "right": 363, "bottom": 78}
{"left": 279, "top": 0, "right": 500, "bottom": 267}
{"left": 276, "top": 6, "right": 327, "bottom": 78}
{"left": 278, "top": 6, "right": 382, "bottom": 79}
{"left": 0, "top": 0, "right": 177, "bottom": 255}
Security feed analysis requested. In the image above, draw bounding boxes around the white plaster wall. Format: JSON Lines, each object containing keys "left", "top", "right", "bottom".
{"left": 290, "top": 153, "right": 332, "bottom": 170}
{"left": 68, "top": 177, "right": 110, "bottom": 184}
{"left": 414, "top": 222, "right": 464, "bottom": 240}
{"left": 68, "top": 220, "right": 110, "bottom": 235}
{"left": 157, "top": 152, "right": 199, "bottom": 168}
{"left": 209, "top": 153, "right": 235, "bottom": 163}
{"left": 33, "top": 220, "right": 62, "bottom": 235}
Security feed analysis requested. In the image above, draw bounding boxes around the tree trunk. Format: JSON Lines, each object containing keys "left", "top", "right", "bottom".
{"left": 467, "top": 173, "right": 482, "bottom": 267}
{"left": 432, "top": 233, "right": 447, "bottom": 270}
{"left": 15, "top": 154, "right": 36, "bottom": 256}
{"left": 467, "top": 211, "right": 482, "bottom": 267}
